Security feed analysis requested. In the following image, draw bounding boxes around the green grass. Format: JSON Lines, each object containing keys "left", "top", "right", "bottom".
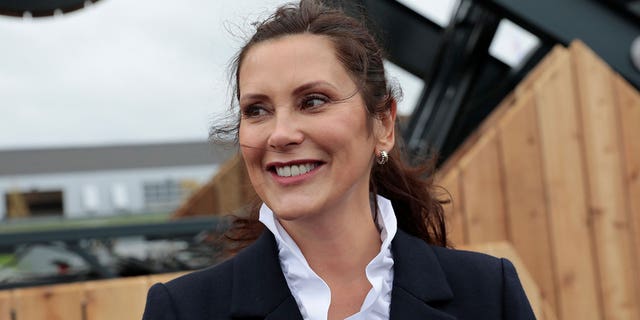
{"left": 0, "top": 254, "right": 14, "bottom": 266}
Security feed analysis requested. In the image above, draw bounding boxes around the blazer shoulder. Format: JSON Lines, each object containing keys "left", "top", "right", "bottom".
{"left": 429, "top": 245, "right": 535, "bottom": 319}
{"left": 164, "top": 257, "right": 234, "bottom": 292}
{"left": 430, "top": 245, "right": 517, "bottom": 291}
{"left": 430, "top": 245, "right": 505, "bottom": 276}
{"left": 143, "top": 258, "right": 236, "bottom": 319}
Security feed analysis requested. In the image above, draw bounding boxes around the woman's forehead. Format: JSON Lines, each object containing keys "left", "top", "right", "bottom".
{"left": 238, "top": 34, "right": 355, "bottom": 96}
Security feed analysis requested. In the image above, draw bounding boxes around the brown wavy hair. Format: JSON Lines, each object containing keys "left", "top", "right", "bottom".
{"left": 213, "top": 0, "right": 448, "bottom": 252}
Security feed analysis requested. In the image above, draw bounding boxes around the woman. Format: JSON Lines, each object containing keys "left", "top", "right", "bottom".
{"left": 143, "top": 1, "right": 535, "bottom": 319}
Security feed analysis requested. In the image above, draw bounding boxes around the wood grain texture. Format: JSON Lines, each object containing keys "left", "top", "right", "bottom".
{"left": 458, "top": 130, "right": 508, "bottom": 243}
{"left": 514, "top": 46, "right": 566, "bottom": 99}
{"left": 571, "top": 41, "right": 639, "bottom": 319}
{"left": 437, "top": 168, "right": 468, "bottom": 246}
{"left": 214, "top": 155, "right": 244, "bottom": 215}
{"left": 11, "top": 283, "right": 84, "bottom": 320}
{"left": 84, "top": 277, "right": 148, "bottom": 320}
{"left": 174, "top": 154, "right": 256, "bottom": 217}
{"left": 613, "top": 73, "right": 640, "bottom": 313}
{"left": 496, "top": 90, "right": 558, "bottom": 313}
{"left": 533, "top": 48, "right": 601, "bottom": 320}
{"left": 0, "top": 291, "right": 11, "bottom": 320}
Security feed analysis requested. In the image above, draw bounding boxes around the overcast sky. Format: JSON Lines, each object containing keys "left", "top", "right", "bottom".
{"left": 0, "top": 0, "right": 425, "bottom": 150}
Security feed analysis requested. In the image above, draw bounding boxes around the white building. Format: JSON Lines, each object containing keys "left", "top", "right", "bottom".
{"left": 0, "top": 141, "right": 234, "bottom": 220}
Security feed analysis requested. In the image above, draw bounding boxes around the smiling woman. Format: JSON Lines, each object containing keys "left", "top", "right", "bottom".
{"left": 238, "top": 34, "right": 387, "bottom": 225}
{"left": 142, "top": 1, "right": 535, "bottom": 319}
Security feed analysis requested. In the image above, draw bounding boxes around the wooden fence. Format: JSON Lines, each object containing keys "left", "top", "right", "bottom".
{"left": 0, "top": 273, "right": 185, "bottom": 320}
{"left": 437, "top": 41, "right": 640, "bottom": 320}
{"left": 173, "top": 154, "right": 256, "bottom": 218}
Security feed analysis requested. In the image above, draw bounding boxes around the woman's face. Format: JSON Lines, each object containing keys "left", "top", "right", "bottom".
{"left": 238, "top": 33, "right": 394, "bottom": 222}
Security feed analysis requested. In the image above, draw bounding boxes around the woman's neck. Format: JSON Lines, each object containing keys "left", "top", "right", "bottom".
{"left": 278, "top": 195, "right": 381, "bottom": 280}
{"left": 275, "top": 194, "right": 385, "bottom": 320}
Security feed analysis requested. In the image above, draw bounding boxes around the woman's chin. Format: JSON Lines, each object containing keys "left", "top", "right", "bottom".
{"left": 272, "top": 208, "right": 313, "bottom": 222}
{"left": 263, "top": 192, "right": 321, "bottom": 221}
{"left": 269, "top": 202, "right": 322, "bottom": 224}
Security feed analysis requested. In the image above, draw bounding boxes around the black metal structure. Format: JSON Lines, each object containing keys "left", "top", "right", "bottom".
{"left": 0, "top": 0, "right": 100, "bottom": 17}
{"left": 331, "top": 0, "right": 640, "bottom": 164}
{"left": 403, "top": 0, "right": 502, "bottom": 160}
{"left": 481, "top": 0, "right": 640, "bottom": 87}
{"left": 600, "top": 0, "right": 640, "bottom": 22}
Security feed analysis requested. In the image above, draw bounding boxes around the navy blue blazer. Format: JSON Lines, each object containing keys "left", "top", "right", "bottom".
{"left": 143, "top": 230, "right": 535, "bottom": 319}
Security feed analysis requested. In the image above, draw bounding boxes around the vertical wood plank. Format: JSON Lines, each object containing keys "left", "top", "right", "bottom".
{"left": 215, "top": 155, "right": 243, "bottom": 215}
{"left": 438, "top": 168, "right": 467, "bottom": 246}
{"left": 613, "top": 74, "right": 640, "bottom": 310}
{"left": 11, "top": 284, "right": 84, "bottom": 320}
{"left": 0, "top": 291, "right": 12, "bottom": 320}
{"left": 533, "top": 48, "right": 601, "bottom": 320}
{"left": 497, "top": 90, "right": 558, "bottom": 313}
{"left": 85, "top": 277, "right": 148, "bottom": 320}
{"left": 458, "top": 130, "right": 508, "bottom": 242}
{"left": 571, "top": 41, "right": 639, "bottom": 319}
{"left": 513, "top": 46, "right": 565, "bottom": 99}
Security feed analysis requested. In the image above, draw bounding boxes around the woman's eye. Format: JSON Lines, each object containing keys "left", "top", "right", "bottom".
{"left": 301, "top": 95, "right": 329, "bottom": 109}
{"left": 241, "top": 105, "right": 269, "bottom": 118}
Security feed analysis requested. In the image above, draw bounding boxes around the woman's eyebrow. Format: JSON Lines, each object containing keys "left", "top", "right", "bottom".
{"left": 239, "top": 93, "right": 269, "bottom": 104}
{"left": 292, "top": 81, "right": 339, "bottom": 95}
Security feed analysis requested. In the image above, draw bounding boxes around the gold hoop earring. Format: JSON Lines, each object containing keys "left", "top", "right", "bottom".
{"left": 376, "top": 150, "right": 389, "bottom": 165}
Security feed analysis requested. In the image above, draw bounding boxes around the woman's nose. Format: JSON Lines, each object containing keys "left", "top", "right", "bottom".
{"left": 267, "top": 113, "right": 304, "bottom": 149}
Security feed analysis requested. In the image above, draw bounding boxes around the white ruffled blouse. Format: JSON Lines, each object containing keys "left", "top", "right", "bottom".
{"left": 258, "top": 195, "right": 397, "bottom": 320}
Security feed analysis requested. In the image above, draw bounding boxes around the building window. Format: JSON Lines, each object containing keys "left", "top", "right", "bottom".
{"left": 110, "top": 183, "right": 130, "bottom": 212}
{"left": 143, "top": 180, "right": 184, "bottom": 210}
{"left": 81, "top": 185, "right": 101, "bottom": 213}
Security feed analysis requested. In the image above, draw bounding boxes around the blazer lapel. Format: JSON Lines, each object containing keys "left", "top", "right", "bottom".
{"left": 389, "top": 230, "right": 456, "bottom": 320}
{"left": 229, "top": 231, "right": 303, "bottom": 320}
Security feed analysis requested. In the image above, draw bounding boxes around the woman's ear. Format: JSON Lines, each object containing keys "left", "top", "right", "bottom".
{"left": 374, "top": 99, "right": 397, "bottom": 152}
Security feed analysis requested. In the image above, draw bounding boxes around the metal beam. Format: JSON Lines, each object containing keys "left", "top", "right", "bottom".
{"left": 327, "top": 0, "right": 445, "bottom": 79}
{"left": 481, "top": 0, "right": 640, "bottom": 89}
{"left": 0, "top": 0, "right": 100, "bottom": 17}
{"left": 0, "top": 216, "right": 226, "bottom": 250}
{"left": 403, "top": 0, "right": 501, "bottom": 160}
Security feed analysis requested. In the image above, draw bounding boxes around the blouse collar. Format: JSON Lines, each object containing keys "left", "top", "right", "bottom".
{"left": 259, "top": 194, "right": 397, "bottom": 320}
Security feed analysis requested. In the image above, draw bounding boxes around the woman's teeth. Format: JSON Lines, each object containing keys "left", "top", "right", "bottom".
{"left": 275, "top": 163, "right": 317, "bottom": 177}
